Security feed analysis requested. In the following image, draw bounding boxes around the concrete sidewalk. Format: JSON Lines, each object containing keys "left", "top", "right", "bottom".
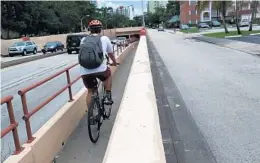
{"left": 54, "top": 46, "right": 137, "bottom": 163}
{"left": 192, "top": 36, "right": 260, "bottom": 56}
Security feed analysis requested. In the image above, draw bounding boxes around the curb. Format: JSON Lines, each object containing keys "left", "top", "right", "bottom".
{"left": 1, "top": 51, "right": 66, "bottom": 69}
{"left": 194, "top": 36, "right": 260, "bottom": 57}
{"left": 250, "top": 33, "right": 260, "bottom": 36}
{"left": 225, "top": 35, "right": 242, "bottom": 38}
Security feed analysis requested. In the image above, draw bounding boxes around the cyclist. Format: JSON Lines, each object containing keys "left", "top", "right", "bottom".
{"left": 80, "top": 19, "right": 118, "bottom": 108}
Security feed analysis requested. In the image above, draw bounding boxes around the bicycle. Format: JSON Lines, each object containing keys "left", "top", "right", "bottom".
{"left": 87, "top": 57, "right": 119, "bottom": 143}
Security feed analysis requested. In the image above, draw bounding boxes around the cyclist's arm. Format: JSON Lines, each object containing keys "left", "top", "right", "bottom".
{"left": 105, "top": 37, "right": 117, "bottom": 64}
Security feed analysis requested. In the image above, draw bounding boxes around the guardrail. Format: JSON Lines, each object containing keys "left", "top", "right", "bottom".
{"left": 1, "top": 41, "right": 129, "bottom": 157}
{"left": 1, "top": 96, "right": 24, "bottom": 154}
{"left": 16, "top": 43, "right": 127, "bottom": 143}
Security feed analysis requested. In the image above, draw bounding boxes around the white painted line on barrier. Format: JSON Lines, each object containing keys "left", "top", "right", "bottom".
{"left": 225, "top": 35, "right": 242, "bottom": 38}
{"left": 103, "top": 36, "right": 166, "bottom": 163}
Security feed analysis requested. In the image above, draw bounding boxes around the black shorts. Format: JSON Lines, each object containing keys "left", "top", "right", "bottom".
{"left": 81, "top": 67, "right": 111, "bottom": 89}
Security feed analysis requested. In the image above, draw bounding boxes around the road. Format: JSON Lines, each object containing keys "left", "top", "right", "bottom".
{"left": 228, "top": 34, "right": 260, "bottom": 44}
{"left": 148, "top": 29, "right": 260, "bottom": 163}
{"left": 0, "top": 45, "right": 119, "bottom": 161}
{"left": 1, "top": 53, "right": 81, "bottom": 160}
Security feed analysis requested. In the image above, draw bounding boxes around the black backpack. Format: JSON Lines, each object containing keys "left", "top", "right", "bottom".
{"left": 78, "top": 35, "right": 103, "bottom": 69}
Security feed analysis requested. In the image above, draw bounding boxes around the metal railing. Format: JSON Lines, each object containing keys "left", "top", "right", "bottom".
{"left": 1, "top": 40, "right": 130, "bottom": 150}
{"left": 1, "top": 96, "right": 24, "bottom": 154}
{"left": 17, "top": 43, "right": 126, "bottom": 143}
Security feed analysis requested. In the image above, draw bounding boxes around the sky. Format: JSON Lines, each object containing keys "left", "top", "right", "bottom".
{"left": 96, "top": 0, "right": 149, "bottom": 16}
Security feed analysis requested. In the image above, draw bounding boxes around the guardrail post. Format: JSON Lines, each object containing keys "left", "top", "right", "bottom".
{"left": 66, "top": 70, "right": 73, "bottom": 102}
{"left": 6, "top": 100, "right": 24, "bottom": 154}
{"left": 117, "top": 45, "right": 119, "bottom": 55}
{"left": 20, "top": 94, "right": 35, "bottom": 143}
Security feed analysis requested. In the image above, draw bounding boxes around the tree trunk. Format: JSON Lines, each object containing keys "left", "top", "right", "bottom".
{"left": 221, "top": 1, "right": 229, "bottom": 33}
{"left": 249, "top": 1, "right": 257, "bottom": 31}
{"left": 235, "top": 0, "right": 241, "bottom": 34}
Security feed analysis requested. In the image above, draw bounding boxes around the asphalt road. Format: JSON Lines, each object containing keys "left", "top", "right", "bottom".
{"left": 1, "top": 53, "right": 81, "bottom": 160}
{"left": 148, "top": 29, "right": 260, "bottom": 163}
{"left": 0, "top": 45, "right": 119, "bottom": 161}
{"left": 228, "top": 34, "right": 260, "bottom": 44}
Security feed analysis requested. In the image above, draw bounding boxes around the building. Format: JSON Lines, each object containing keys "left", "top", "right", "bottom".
{"left": 147, "top": 1, "right": 167, "bottom": 13}
{"left": 180, "top": 0, "right": 260, "bottom": 25}
{"left": 116, "top": 6, "right": 125, "bottom": 15}
{"left": 180, "top": 0, "right": 200, "bottom": 25}
{"left": 115, "top": 5, "right": 134, "bottom": 20}
{"left": 127, "top": 5, "right": 135, "bottom": 20}
{"left": 90, "top": 0, "right": 97, "bottom": 6}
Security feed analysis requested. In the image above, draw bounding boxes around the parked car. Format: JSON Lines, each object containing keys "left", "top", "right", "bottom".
{"left": 239, "top": 19, "right": 250, "bottom": 27}
{"left": 8, "top": 41, "right": 38, "bottom": 57}
{"left": 116, "top": 37, "right": 129, "bottom": 46}
{"left": 197, "top": 22, "right": 210, "bottom": 29}
{"left": 180, "top": 24, "right": 190, "bottom": 30}
{"left": 209, "top": 20, "right": 221, "bottom": 27}
{"left": 66, "top": 34, "right": 87, "bottom": 54}
{"left": 111, "top": 39, "right": 118, "bottom": 45}
{"left": 42, "top": 41, "right": 64, "bottom": 54}
{"left": 158, "top": 26, "right": 165, "bottom": 31}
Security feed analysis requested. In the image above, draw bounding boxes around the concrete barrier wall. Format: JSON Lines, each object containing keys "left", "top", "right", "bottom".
{"left": 1, "top": 29, "right": 117, "bottom": 56}
{"left": 102, "top": 36, "right": 166, "bottom": 163}
{"left": 3, "top": 42, "right": 138, "bottom": 163}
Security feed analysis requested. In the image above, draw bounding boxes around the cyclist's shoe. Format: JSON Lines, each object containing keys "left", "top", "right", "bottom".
{"left": 104, "top": 91, "right": 113, "bottom": 105}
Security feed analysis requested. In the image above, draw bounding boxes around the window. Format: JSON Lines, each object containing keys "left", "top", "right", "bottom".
{"left": 26, "top": 42, "right": 32, "bottom": 46}
{"left": 189, "top": 11, "right": 191, "bottom": 15}
{"left": 191, "top": 10, "right": 196, "bottom": 15}
{"left": 190, "top": 0, "right": 197, "bottom": 5}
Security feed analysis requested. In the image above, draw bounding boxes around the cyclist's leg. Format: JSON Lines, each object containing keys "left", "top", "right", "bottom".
{"left": 96, "top": 67, "right": 113, "bottom": 103}
{"left": 81, "top": 75, "right": 97, "bottom": 107}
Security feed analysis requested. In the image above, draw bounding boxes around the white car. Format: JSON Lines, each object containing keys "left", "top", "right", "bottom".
{"left": 8, "top": 41, "right": 38, "bottom": 57}
{"left": 240, "top": 20, "right": 250, "bottom": 27}
{"left": 116, "top": 37, "right": 128, "bottom": 46}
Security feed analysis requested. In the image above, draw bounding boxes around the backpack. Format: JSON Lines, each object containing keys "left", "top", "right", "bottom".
{"left": 78, "top": 35, "right": 103, "bottom": 69}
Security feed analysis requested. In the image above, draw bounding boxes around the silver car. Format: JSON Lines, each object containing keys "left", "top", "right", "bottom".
{"left": 239, "top": 20, "right": 250, "bottom": 27}
{"left": 8, "top": 41, "right": 38, "bottom": 57}
{"left": 158, "top": 26, "right": 165, "bottom": 31}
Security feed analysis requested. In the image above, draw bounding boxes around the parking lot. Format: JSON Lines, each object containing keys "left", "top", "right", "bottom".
{"left": 227, "top": 34, "right": 260, "bottom": 44}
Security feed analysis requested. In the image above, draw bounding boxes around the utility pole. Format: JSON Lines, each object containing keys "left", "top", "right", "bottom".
{"left": 141, "top": 0, "right": 145, "bottom": 27}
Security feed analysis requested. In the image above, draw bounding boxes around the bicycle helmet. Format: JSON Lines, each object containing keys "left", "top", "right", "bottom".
{"left": 88, "top": 19, "right": 103, "bottom": 29}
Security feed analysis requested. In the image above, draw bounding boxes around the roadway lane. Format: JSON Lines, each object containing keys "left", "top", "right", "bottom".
{"left": 228, "top": 34, "right": 260, "bottom": 44}
{"left": 1, "top": 53, "right": 81, "bottom": 161}
{"left": 1, "top": 46, "right": 119, "bottom": 161}
{"left": 148, "top": 29, "right": 260, "bottom": 163}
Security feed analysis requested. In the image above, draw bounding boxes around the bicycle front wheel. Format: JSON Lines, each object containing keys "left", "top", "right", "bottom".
{"left": 88, "top": 98, "right": 101, "bottom": 143}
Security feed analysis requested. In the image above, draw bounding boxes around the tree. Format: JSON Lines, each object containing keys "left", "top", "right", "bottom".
{"left": 197, "top": 1, "right": 230, "bottom": 33}
{"left": 235, "top": 0, "right": 241, "bottom": 35}
{"left": 249, "top": 1, "right": 259, "bottom": 31}
{"left": 166, "top": 1, "right": 180, "bottom": 17}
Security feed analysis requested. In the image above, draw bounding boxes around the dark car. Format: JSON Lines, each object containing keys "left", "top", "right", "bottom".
{"left": 42, "top": 41, "right": 64, "bottom": 54}
{"left": 208, "top": 20, "right": 221, "bottom": 27}
{"left": 66, "top": 34, "right": 87, "bottom": 54}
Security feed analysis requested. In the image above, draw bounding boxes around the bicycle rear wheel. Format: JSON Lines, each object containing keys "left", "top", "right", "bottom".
{"left": 88, "top": 97, "right": 101, "bottom": 143}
